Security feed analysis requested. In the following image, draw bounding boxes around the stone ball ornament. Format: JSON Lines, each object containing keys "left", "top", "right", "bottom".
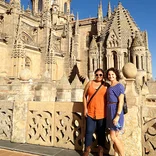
{"left": 122, "top": 63, "right": 137, "bottom": 78}
{"left": 19, "top": 68, "right": 32, "bottom": 81}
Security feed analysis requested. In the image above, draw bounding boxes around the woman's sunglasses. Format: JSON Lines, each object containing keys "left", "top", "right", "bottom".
{"left": 95, "top": 74, "right": 103, "bottom": 77}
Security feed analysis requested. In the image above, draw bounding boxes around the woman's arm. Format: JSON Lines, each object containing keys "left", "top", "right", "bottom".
{"left": 113, "top": 93, "right": 124, "bottom": 125}
{"left": 83, "top": 81, "right": 91, "bottom": 117}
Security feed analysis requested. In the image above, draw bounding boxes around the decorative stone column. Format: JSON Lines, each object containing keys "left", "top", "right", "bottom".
{"left": 122, "top": 63, "right": 142, "bottom": 156}
{"left": 11, "top": 99, "right": 28, "bottom": 143}
{"left": 106, "top": 53, "right": 111, "bottom": 69}
{"left": 11, "top": 68, "right": 34, "bottom": 143}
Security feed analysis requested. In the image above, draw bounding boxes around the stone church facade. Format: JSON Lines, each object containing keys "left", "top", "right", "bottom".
{"left": 0, "top": 0, "right": 152, "bottom": 82}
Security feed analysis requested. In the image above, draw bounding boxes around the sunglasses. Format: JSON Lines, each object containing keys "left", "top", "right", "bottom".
{"left": 95, "top": 74, "right": 103, "bottom": 77}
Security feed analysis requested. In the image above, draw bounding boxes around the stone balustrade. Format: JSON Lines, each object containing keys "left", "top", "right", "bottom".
{"left": 0, "top": 98, "right": 156, "bottom": 155}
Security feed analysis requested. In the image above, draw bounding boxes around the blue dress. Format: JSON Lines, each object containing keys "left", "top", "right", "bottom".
{"left": 106, "top": 83, "right": 125, "bottom": 131}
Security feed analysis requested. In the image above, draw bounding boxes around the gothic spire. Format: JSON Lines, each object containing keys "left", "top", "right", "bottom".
{"left": 98, "top": 0, "right": 103, "bottom": 21}
{"left": 89, "top": 35, "right": 98, "bottom": 52}
{"left": 107, "top": 0, "right": 112, "bottom": 19}
{"left": 75, "top": 12, "right": 79, "bottom": 35}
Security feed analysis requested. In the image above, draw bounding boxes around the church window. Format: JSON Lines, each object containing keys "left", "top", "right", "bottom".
{"left": 64, "top": 2, "right": 67, "bottom": 14}
{"left": 38, "top": 0, "right": 43, "bottom": 12}
{"left": 112, "top": 51, "right": 118, "bottom": 69}
{"left": 86, "top": 33, "right": 91, "bottom": 47}
{"left": 124, "top": 52, "right": 128, "bottom": 64}
{"left": 136, "top": 55, "right": 139, "bottom": 69}
{"left": 92, "top": 59, "right": 95, "bottom": 71}
{"left": 141, "top": 56, "right": 144, "bottom": 69}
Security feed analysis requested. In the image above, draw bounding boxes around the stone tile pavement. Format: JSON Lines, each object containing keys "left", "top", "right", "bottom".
{"left": 0, "top": 140, "right": 110, "bottom": 156}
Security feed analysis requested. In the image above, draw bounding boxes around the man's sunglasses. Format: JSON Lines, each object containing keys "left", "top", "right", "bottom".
{"left": 95, "top": 74, "right": 103, "bottom": 77}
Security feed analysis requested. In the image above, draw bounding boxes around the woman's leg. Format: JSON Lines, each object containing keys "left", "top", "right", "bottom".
{"left": 113, "top": 143, "right": 119, "bottom": 156}
{"left": 96, "top": 118, "right": 106, "bottom": 147}
{"left": 110, "top": 130, "right": 125, "bottom": 156}
{"left": 113, "top": 132, "right": 119, "bottom": 156}
{"left": 96, "top": 118, "right": 106, "bottom": 156}
{"left": 83, "top": 116, "right": 96, "bottom": 156}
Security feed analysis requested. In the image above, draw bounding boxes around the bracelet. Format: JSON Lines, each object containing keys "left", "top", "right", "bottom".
{"left": 116, "top": 113, "right": 120, "bottom": 116}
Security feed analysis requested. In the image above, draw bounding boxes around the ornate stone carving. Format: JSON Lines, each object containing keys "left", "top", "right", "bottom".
{"left": 0, "top": 102, "right": 13, "bottom": 140}
{"left": 54, "top": 111, "right": 83, "bottom": 150}
{"left": 143, "top": 115, "right": 156, "bottom": 156}
{"left": 27, "top": 110, "right": 53, "bottom": 144}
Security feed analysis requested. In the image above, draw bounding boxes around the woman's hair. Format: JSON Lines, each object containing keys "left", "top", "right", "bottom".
{"left": 106, "top": 67, "right": 121, "bottom": 81}
{"left": 94, "top": 68, "right": 104, "bottom": 75}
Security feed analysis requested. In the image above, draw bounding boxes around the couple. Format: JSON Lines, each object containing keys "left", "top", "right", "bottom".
{"left": 83, "top": 68, "right": 125, "bottom": 156}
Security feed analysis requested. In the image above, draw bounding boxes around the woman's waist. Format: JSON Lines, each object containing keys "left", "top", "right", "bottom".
{"left": 107, "top": 101, "right": 118, "bottom": 104}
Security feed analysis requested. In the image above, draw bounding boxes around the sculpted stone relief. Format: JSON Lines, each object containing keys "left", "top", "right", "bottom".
{"left": 54, "top": 111, "right": 83, "bottom": 150}
{"left": 143, "top": 116, "right": 156, "bottom": 156}
{"left": 20, "top": 22, "right": 37, "bottom": 46}
{"left": 0, "top": 104, "right": 13, "bottom": 140}
{"left": 26, "top": 102, "right": 84, "bottom": 150}
{"left": 27, "top": 110, "right": 53, "bottom": 144}
{"left": 21, "top": 32, "right": 33, "bottom": 44}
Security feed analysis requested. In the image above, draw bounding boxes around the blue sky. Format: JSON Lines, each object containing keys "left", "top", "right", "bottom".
{"left": 21, "top": 0, "right": 156, "bottom": 79}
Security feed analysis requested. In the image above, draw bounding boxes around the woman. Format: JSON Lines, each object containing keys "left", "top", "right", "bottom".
{"left": 83, "top": 68, "right": 109, "bottom": 156}
{"left": 106, "top": 67, "right": 125, "bottom": 156}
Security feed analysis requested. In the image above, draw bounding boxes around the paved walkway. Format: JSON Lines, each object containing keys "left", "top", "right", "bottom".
{"left": 0, "top": 140, "right": 111, "bottom": 156}
{"left": 0, "top": 140, "right": 83, "bottom": 156}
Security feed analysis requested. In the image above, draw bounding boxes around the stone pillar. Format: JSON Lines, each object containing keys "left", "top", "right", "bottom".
{"left": 118, "top": 54, "right": 122, "bottom": 70}
{"left": 122, "top": 63, "right": 142, "bottom": 156}
{"left": 11, "top": 99, "right": 28, "bottom": 143}
{"left": 18, "top": 81, "right": 34, "bottom": 101}
{"left": 106, "top": 54, "right": 111, "bottom": 68}
{"left": 11, "top": 68, "right": 34, "bottom": 143}
{"left": 89, "top": 58, "right": 93, "bottom": 71}
{"left": 89, "top": 58, "right": 94, "bottom": 80}
{"left": 110, "top": 54, "right": 113, "bottom": 67}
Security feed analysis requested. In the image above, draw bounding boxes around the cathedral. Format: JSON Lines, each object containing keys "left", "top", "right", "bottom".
{"left": 0, "top": 0, "right": 152, "bottom": 82}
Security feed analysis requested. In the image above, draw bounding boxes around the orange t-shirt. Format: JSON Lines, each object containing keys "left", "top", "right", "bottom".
{"left": 87, "top": 81, "right": 107, "bottom": 119}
